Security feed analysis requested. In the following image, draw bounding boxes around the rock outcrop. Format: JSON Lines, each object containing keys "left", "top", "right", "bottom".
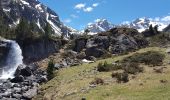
{"left": 72, "top": 28, "right": 148, "bottom": 58}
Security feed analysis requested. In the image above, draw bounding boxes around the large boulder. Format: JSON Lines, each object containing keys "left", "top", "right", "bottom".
{"left": 73, "top": 37, "right": 87, "bottom": 52}
{"left": 14, "top": 64, "right": 32, "bottom": 77}
{"left": 87, "top": 36, "right": 110, "bottom": 49}
{"left": 10, "top": 75, "right": 25, "bottom": 83}
{"left": 85, "top": 47, "right": 105, "bottom": 58}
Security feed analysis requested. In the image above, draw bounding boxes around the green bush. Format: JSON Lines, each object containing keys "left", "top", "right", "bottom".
{"left": 97, "top": 61, "right": 113, "bottom": 72}
{"left": 121, "top": 51, "right": 165, "bottom": 66}
{"left": 112, "top": 72, "right": 129, "bottom": 83}
{"left": 47, "top": 60, "right": 55, "bottom": 80}
{"left": 97, "top": 61, "right": 122, "bottom": 72}
{"left": 122, "top": 62, "right": 144, "bottom": 74}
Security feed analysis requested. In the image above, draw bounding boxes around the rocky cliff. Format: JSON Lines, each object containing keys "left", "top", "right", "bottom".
{"left": 73, "top": 28, "right": 148, "bottom": 58}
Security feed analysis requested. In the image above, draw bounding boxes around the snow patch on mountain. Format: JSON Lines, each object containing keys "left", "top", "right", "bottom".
{"left": 121, "top": 16, "right": 170, "bottom": 32}
{"left": 0, "top": 0, "right": 76, "bottom": 37}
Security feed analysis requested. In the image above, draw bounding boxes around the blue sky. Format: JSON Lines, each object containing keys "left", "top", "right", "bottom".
{"left": 39, "top": 0, "right": 170, "bottom": 30}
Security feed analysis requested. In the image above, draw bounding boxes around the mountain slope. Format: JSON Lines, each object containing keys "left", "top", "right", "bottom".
{"left": 0, "top": 0, "right": 74, "bottom": 36}
{"left": 163, "top": 24, "right": 170, "bottom": 32}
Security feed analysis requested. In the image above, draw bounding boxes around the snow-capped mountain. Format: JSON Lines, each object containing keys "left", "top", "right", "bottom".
{"left": 85, "top": 16, "right": 170, "bottom": 34}
{"left": 0, "top": 0, "right": 75, "bottom": 36}
{"left": 84, "top": 19, "right": 115, "bottom": 34}
{"left": 121, "top": 17, "right": 170, "bottom": 32}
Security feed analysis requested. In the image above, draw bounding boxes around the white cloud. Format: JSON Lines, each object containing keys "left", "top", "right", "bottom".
{"left": 63, "top": 18, "right": 72, "bottom": 23}
{"left": 74, "top": 2, "right": 100, "bottom": 13}
{"left": 83, "top": 7, "right": 93, "bottom": 12}
{"left": 154, "top": 17, "right": 160, "bottom": 22}
{"left": 161, "top": 16, "right": 170, "bottom": 22}
{"left": 92, "top": 3, "right": 99, "bottom": 7}
{"left": 71, "top": 14, "right": 79, "bottom": 18}
{"left": 74, "top": 3, "right": 86, "bottom": 9}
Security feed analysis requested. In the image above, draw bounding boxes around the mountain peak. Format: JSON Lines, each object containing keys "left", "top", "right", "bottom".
{"left": 85, "top": 18, "right": 114, "bottom": 34}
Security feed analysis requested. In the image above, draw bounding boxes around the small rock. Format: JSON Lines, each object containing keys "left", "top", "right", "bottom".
{"left": 89, "top": 84, "right": 97, "bottom": 88}
{"left": 62, "top": 60, "right": 68, "bottom": 67}
{"left": 13, "top": 87, "right": 21, "bottom": 93}
{"left": 23, "top": 87, "right": 37, "bottom": 99}
{"left": 54, "top": 63, "right": 61, "bottom": 69}
{"left": 21, "top": 86, "right": 29, "bottom": 92}
{"left": 12, "top": 93, "right": 22, "bottom": 99}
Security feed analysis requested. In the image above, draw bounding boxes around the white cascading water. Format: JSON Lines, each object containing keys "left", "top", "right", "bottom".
{"left": 0, "top": 39, "right": 23, "bottom": 79}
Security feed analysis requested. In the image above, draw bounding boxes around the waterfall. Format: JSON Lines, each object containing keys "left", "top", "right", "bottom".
{"left": 0, "top": 39, "right": 23, "bottom": 79}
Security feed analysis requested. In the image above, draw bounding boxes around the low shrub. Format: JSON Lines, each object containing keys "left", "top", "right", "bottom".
{"left": 121, "top": 51, "right": 165, "bottom": 66}
{"left": 90, "top": 78, "right": 104, "bottom": 85}
{"left": 122, "top": 62, "right": 144, "bottom": 74}
{"left": 112, "top": 72, "right": 129, "bottom": 83}
{"left": 97, "top": 61, "right": 120, "bottom": 72}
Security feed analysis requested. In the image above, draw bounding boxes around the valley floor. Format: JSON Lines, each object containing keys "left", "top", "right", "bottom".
{"left": 34, "top": 47, "right": 170, "bottom": 100}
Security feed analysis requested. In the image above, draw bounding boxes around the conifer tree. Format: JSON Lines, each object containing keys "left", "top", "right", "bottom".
{"left": 47, "top": 60, "right": 55, "bottom": 80}
{"left": 44, "top": 23, "right": 52, "bottom": 39}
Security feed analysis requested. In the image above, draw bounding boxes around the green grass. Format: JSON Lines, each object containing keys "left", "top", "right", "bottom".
{"left": 33, "top": 47, "right": 170, "bottom": 100}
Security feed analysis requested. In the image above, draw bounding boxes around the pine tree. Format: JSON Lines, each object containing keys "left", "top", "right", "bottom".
{"left": 47, "top": 60, "right": 55, "bottom": 80}
{"left": 84, "top": 29, "right": 90, "bottom": 35}
{"left": 44, "top": 23, "right": 52, "bottom": 39}
{"left": 149, "top": 24, "right": 153, "bottom": 33}
{"left": 154, "top": 25, "right": 158, "bottom": 33}
{"left": 15, "top": 18, "right": 30, "bottom": 41}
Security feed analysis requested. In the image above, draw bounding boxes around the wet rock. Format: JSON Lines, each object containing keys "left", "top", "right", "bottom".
{"left": 0, "top": 62, "right": 47, "bottom": 100}
{"left": 10, "top": 75, "right": 24, "bottom": 83}
{"left": 14, "top": 64, "right": 26, "bottom": 77}
{"left": 3, "top": 81, "right": 13, "bottom": 89}
{"left": 15, "top": 65, "right": 32, "bottom": 77}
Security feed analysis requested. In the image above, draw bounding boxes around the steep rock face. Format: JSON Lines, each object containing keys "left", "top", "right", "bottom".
{"left": 21, "top": 39, "right": 62, "bottom": 63}
{"left": 0, "top": 0, "right": 75, "bottom": 36}
{"left": 0, "top": 40, "right": 9, "bottom": 65}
